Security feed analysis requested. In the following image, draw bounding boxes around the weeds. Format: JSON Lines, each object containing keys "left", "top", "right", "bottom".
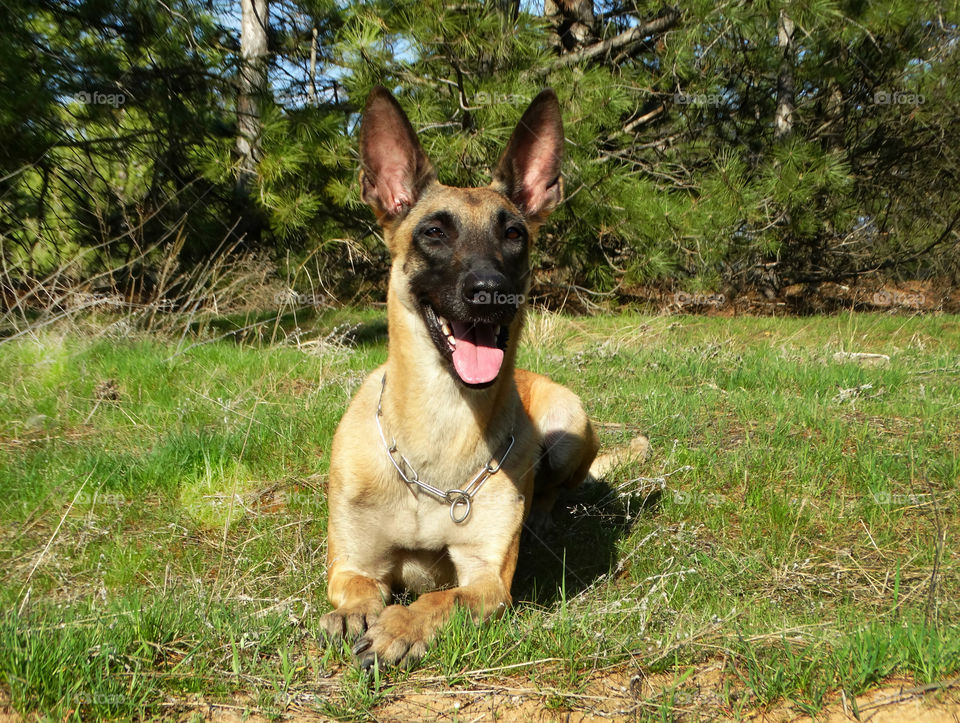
{"left": 0, "top": 306, "right": 958, "bottom": 719}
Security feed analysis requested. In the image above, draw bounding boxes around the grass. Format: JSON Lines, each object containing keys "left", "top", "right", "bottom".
{"left": 1, "top": 307, "right": 958, "bottom": 720}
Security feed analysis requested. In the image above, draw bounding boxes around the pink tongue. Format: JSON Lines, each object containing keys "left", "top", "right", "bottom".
{"left": 450, "top": 321, "right": 504, "bottom": 384}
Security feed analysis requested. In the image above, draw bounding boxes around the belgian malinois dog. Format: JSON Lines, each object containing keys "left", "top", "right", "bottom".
{"left": 321, "top": 86, "right": 624, "bottom": 669}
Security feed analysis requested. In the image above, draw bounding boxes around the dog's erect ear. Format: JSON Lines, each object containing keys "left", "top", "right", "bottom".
{"left": 359, "top": 86, "right": 437, "bottom": 223}
{"left": 491, "top": 88, "right": 564, "bottom": 222}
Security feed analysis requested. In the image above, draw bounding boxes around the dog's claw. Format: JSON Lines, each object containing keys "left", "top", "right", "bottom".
{"left": 352, "top": 636, "right": 372, "bottom": 655}
{"left": 319, "top": 605, "right": 381, "bottom": 647}
{"left": 347, "top": 604, "right": 429, "bottom": 670}
{"left": 359, "top": 651, "right": 378, "bottom": 671}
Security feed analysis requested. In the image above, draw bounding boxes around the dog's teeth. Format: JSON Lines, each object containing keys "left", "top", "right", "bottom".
{"left": 495, "top": 325, "right": 501, "bottom": 336}
{"left": 446, "top": 334, "right": 456, "bottom": 348}
{"left": 441, "top": 321, "right": 452, "bottom": 336}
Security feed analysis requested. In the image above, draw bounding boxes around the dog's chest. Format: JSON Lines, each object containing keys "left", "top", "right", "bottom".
{"left": 384, "top": 466, "right": 526, "bottom": 551}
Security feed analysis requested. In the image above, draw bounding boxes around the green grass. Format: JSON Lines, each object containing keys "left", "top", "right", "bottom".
{"left": 1, "top": 309, "right": 959, "bottom": 720}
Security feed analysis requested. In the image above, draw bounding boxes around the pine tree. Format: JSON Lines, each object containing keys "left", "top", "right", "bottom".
{"left": 2, "top": 0, "right": 958, "bottom": 300}
{"left": 313, "top": 0, "right": 960, "bottom": 294}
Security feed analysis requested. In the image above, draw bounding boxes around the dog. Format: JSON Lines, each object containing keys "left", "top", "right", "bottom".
{"left": 320, "top": 86, "right": 632, "bottom": 669}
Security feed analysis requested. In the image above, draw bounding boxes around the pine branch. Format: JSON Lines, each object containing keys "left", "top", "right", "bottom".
{"left": 622, "top": 104, "right": 666, "bottom": 134}
{"left": 854, "top": 205, "right": 960, "bottom": 276}
{"left": 543, "top": 8, "right": 680, "bottom": 72}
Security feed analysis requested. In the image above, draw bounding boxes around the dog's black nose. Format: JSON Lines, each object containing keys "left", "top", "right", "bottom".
{"left": 463, "top": 268, "right": 509, "bottom": 307}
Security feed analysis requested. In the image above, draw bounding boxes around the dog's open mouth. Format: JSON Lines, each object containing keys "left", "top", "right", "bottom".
{"left": 423, "top": 304, "right": 510, "bottom": 386}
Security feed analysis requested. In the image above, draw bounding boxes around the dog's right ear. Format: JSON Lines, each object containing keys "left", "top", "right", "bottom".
{"left": 359, "top": 87, "right": 437, "bottom": 225}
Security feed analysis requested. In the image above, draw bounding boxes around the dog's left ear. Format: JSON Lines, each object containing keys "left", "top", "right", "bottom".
{"left": 492, "top": 88, "right": 564, "bottom": 222}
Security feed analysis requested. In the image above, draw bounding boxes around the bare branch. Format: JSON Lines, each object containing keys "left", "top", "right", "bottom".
{"left": 543, "top": 9, "right": 680, "bottom": 71}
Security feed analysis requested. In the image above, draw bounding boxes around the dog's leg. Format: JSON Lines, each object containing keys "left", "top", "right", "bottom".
{"left": 320, "top": 516, "right": 392, "bottom": 642}
{"left": 319, "top": 566, "right": 391, "bottom": 642}
{"left": 352, "top": 533, "right": 521, "bottom": 669}
{"left": 517, "top": 371, "right": 599, "bottom": 534}
{"left": 588, "top": 434, "right": 651, "bottom": 480}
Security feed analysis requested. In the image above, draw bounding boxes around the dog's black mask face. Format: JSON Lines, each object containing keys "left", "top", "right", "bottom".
{"left": 358, "top": 86, "right": 564, "bottom": 388}
{"left": 403, "top": 192, "right": 530, "bottom": 388}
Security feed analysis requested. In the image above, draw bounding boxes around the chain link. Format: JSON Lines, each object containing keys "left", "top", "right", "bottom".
{"left": 374, "top": 374, "right": 515, "bottom": 523}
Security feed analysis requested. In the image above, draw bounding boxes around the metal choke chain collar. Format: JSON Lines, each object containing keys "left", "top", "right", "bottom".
{"left": 374, "top": 374, "right": 515, "bottom": 523}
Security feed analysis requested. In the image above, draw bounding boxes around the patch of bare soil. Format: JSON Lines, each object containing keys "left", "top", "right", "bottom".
{"left": 3, "top": 667, "right": 960, "bottom": 721}
{"left": 367, "top": 668, "right": 960, "bottom": 723}
{"left": 362, "top": 664, "right": 960, "bottom": 722}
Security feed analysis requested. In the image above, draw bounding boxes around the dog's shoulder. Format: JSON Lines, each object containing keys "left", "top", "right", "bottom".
{"left": 513, "top": 367, "right": 567, "bottom": 411}
{"left": 328, "top": 365, "right": 388, "bottom": 481}
{"left": 513, "top": 367, "right": 547, "bottom": 404}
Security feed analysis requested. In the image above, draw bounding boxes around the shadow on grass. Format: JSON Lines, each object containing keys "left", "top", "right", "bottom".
{"left": 200, "top": 308, "right": 389, "bottom": 348}
{"left": 341, "top": 319, "right": 388, "bottom": 347}
{"left": 513, "top": 478, "right": 661, "bottom": 606}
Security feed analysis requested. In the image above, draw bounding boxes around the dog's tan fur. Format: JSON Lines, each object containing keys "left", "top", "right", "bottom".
{"left": 320, "top": 87, "right": 603, "bottom": 668}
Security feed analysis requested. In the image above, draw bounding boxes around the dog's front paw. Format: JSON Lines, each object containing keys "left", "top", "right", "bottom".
{"left": 319, "top": 601, "right": 382, "bottom": 644}
{"left": 352, "top": 604, "right": 429, "bottom": 670}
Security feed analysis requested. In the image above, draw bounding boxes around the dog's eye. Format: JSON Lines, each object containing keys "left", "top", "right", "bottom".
{"left": 505, "top": 226, "right": 525, "bottom": 242}
{"left": 416, "top": 224, "right": 453, "bottom": 257}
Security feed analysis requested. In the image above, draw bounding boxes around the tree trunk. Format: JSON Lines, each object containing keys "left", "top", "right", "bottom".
{"left": 544, "top": 0, "right": 595, "bottom": 54}
{"left": 236, "top": 0, "right": 269, "bottom": 192}
{"left": 309, "top": 26, "right": 318, "bottom": 105}
{"left": 498, "top": 0, "right": 520, "bottom": 21}
{"left": 774, "top": 10, "right": 795, "bottom": 140}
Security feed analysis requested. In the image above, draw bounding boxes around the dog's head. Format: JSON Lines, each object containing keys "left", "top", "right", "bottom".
{"left": 359, "top": 86, "right": 563, "bottom": 388}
